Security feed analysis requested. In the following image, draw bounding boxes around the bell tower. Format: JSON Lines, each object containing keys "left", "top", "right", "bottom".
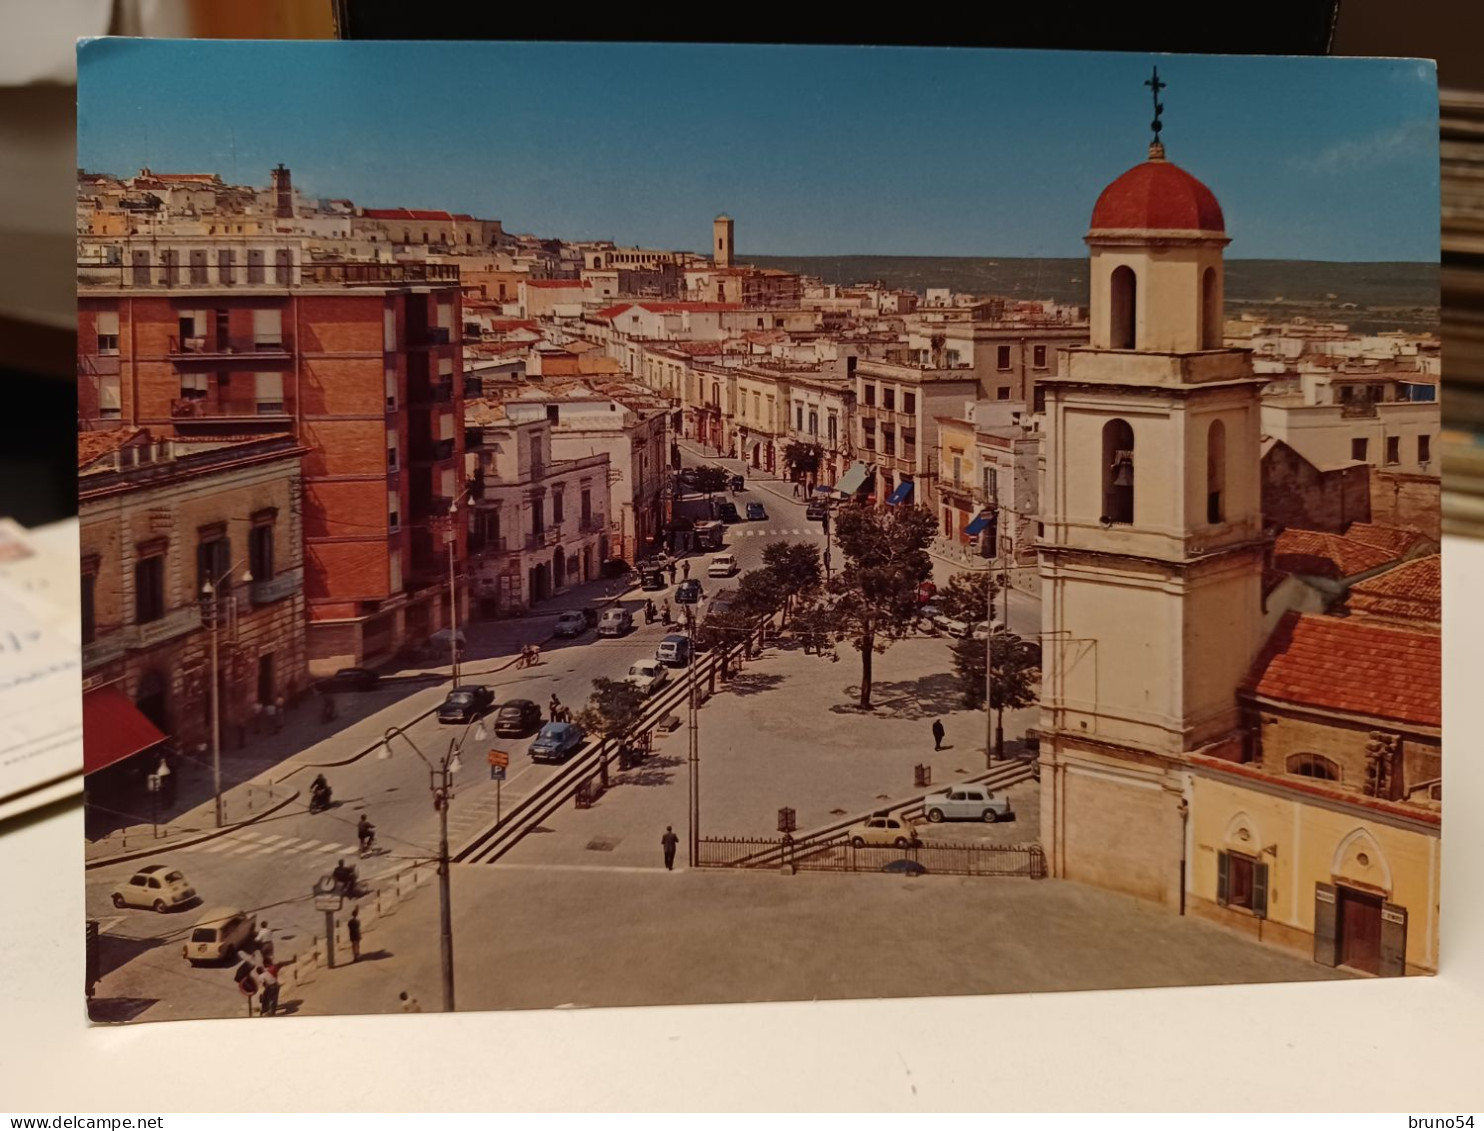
{"left": 1037, "top": 73, "right": 1269, "bottom": 905}
{"left": 713, "top": 214, "right": 734, "bottom": 269}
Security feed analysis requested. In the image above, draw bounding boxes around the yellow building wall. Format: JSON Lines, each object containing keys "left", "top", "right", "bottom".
{"left": 1189, "top": 773, "right": 1439, "bottom": 972}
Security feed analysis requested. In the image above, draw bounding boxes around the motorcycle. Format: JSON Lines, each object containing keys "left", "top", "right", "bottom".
{"left": 309, "top": 782, "right": 333, "bottom": 813}
{"left": 332, "top": 863, "right": 359, "bottom": 897}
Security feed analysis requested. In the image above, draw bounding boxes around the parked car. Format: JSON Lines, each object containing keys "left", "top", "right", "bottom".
{"left": 553, "top": 610, "right": 588, "bottom": 638}
{"left": 707, "top": 553, "right": 738, "bottom": 578}
{"left": 923, "top": 785, "right": 1014, "bottom": 824}
{"left": 716, "top": 501, "right": 741, "bottom": 524}
{"left": 727, "top": 474, "right": 745, "bottom": 492}
{"left": 319, "top": 667, "right": 380, "bottom": 693}
{"left": 847, "top": 814, "right": 919, "bottom": 849}
{"left": 598, "top": 608, "right": 634, "bottom": 637}
{"left": 638, "top": 564, "right": 668, "bottom": 591}
{"left": 656, "top": 634, "right": 692, "bottom": 667}
{"left": 112, "top": 864, "right": 196, "bottom": 912}
{"left": 806, "top": 501, "right": 829, "bottom": 521}
{"left": 675, "top": 578, "right": 704, "bottom": 605}
{"left": 745, "top": 501, "right": 767, "bottom": 521}
{"left": 437, "top": 684, "right": 495, "bottom": 724}
{"left": 932, "top": 614, "right": 970, "bottom": 638}
{"left": 625, "top": 659, "right": 670, "bottom": 696}
{"left": 971, "top": 620, "right": 1007, "bottom": 641}
{"left": 182, "top": 907, "right": 256, "bottom": 966}
{"left": 678, "top": 467, "right": 700, "bottom": 487}
{"left": 529, "top": 721, "right": 585, "bottom": 763}
{"left": 494, "top": 698, "right": 542, "bottom": 737}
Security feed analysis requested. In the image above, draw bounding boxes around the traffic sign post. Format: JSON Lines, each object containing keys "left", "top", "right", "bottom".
{"left": 488, "top": 748, "right": 509, "bottom": 823}
{"left": 312, "top": 875, "right": 343, "bottom": 968}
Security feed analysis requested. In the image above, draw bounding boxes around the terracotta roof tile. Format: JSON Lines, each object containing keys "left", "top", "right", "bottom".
{"left": 1347, "top": 554, "right": 1441, "bottom": 627}
{"left": 1244, "top": 611, "right": 1439, "bottom": 727}
{"left": 77, "top": 427, "right": 147, "bottom": 469}
{"left": 524, "top": 279, "right": 590, "bottom": 289}
{"left": 1343, "top": 522, "right": 1434, "bottom": 557}
{"left": 1273, "top": 528, "right": 1398, "bottom": 579}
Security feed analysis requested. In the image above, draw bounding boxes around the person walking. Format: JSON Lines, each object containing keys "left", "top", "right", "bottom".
{"left": 681, "top": 560, "right": 691, "bottom": 581}
{"left": 932, "top": 719, "right": 946, "bottom": 751}
{"left": 792, "top": 481, "right": 801, "bottom": 499}
{"left": 549, "top": 693, "right": 561, "bottom": 721}
{"left": 661, "top": 825, "right": 679, "bottom": 871}
{"left": 273, "top": 696, "right": 286, "bottom": 733}
{"left": 347, "top": 907, "right": 362, "bottom": 963}
{"left": 399, "top": 991, "right": 423, "bottom": 1013}
{"left": 666, "top": 561, "right": 677, "bottom": 584}
{"left": 259, "top": 962, "right": 280, "bottom": 1016}
{"left": 255, "top": 920, "right": 275, "bottom": 965}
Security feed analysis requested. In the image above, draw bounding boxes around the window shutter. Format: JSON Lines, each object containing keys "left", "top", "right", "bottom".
{"left": 439, "top": 413, "right": 455, "bottom": 440}
{"left": 96, "top": 311, "right": 119, "bottom": 336}
{"left": 1379, "top": 902, "right": 1408, "bottom": 977}
{"left": 252, "top": 308, "right": 283, "bottom": 346}
{"left": 1313, "top": 882, "right": 1340, "bottom": 967}
{"left": 99, "top": 377, "right": 122, "bottom": 410}
{"left": 384, "top": 307, "right": 397, "bottom": 351}
{"left": 1216, "top": 851, "right": 1229, "bottom": 907}
{"left": 255, "top": 372, "right": 284, "bottom": 401}
{"left": 1253, "top": 861, "right": 1270, "bottom": 920}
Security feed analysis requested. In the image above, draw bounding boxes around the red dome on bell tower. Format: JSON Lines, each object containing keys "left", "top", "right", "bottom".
{"left": 1088, "top": 144, "right": 1226, "bottom": 236}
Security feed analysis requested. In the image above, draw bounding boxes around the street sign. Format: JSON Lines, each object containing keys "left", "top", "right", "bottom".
{"left": 487, "top": 748, "right": 510, "bottom": 768}
{"left": 489, "top": 765, "right": 506, "bottom": 782}
{"left": 314, "top": 893, "right": 344, "bottom": 912}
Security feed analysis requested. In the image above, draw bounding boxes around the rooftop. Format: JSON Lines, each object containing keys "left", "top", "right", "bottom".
{"left": 1272, "top": 528, "right": 1400, "bottom": 580}
{"left": 1346, "top": 554, "right": 1442, "bottom": 628}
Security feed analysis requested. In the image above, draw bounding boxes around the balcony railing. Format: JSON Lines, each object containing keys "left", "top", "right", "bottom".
{"left": 1340, "top": 400, "right": 1379, "bottom": 418}
{"left": 250, "top": 567, "right": 302, "bottom": 606}
{"left": 469, "top": 533, "right": 508, "bottom": 554}
{"left": 171, "top": 398, "right": 291, "bottom": 420}
{"left": 412, "top": 438, "right": 456, "bottom": 463}
{"left": 579, "top": 513, "right": 607, "bottom": 534}
{"left": 130, "top": 604, "right": 202, "bottom": 650}
{"left": 83, "top": 629, "right": 128, "bottom": 670}
{"left": 524, "top": 526, "right": 563, "bottom": 550}
{"left": 410, "top": 381, "right": 454, "bottom": 405}
{"left": 168, "top": 335, "right": 290, "bottom": 358}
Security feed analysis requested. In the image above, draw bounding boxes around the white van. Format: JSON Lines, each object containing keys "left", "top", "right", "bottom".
{"left": 707, "top": 553, "right": 738, "bottom": 578}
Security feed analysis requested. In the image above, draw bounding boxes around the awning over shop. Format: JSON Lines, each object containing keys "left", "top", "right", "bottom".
{"left": 83, "top": 686, "right": 167, "bottom": 776}
{"left": 835, "top": 461, "right": 872, "bottom": 497}
{"left": 964, "top": 512, "right": 992, "bottom": 536}
{"left": 886, "top": 480, "right": 915, "bottom": 506}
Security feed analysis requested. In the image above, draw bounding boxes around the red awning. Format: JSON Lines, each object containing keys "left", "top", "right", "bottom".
{"left": 83, "top": 686, "right": 167, "bottom": 775}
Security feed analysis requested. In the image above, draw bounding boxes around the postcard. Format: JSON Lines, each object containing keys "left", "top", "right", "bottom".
{"left": 76, "top": 39, "right": 1440, "bottom": 1023}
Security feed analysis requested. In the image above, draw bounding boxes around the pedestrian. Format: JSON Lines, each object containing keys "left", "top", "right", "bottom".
{"left": 682, "top": 560, "right": 691, "bottom": 580}
{"left": 399, "top": 991, "right": 423, "bottom": 1013}
{"left": 666, "top": 561, "right": 677, "bottom": 584}
{"left": 549, "top": 693, "right": 561, "bottom": 720}
{"left": 661, "top": 599, "right": 671, "bottom": 625}
{"left": 661, "top": 825, "right": 679, "bottom": 871}
{"left": 273, "top": 696, "right": 286, "bottom": 733}
{"left": 251, "top": 701, "right": 264, "bottom": 736}
{"left": 258, "top": 963, "right": 280, "bottom": 1016}
{"left": 256, "top": 920, "right": 275, "bottom": 965}
{"left": 932, "top": 719, "right": 945, "bottom": 751}
{"left": 792, "top": 481, "right": 801, "bottom": 498}
{"left": 347, "top": 906, "right": 362, "bottom": 962}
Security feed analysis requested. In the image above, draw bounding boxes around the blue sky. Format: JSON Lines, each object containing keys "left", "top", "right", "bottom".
{"left": 77, "top": 40, "right": 1440, "bottom": 261}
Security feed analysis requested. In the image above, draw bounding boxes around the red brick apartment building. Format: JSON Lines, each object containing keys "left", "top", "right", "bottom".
{"left": 78, "top": 247, "right": 467, "bottom": 674}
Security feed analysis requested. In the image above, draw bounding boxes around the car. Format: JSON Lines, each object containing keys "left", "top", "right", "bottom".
{"left": 716, "top": 501, "right": 741, "bottom": 524}
{"left": 529, "top": 721, "right": 585, "bottom": 763}
{"left": 598, "top": 607, "right": 634, "bottom": 637}
{"left": 932, "top": 614, "right": 970, "bottom": 638}
{"left": 625, "top": 659, "right": 670, "bottom": 696}
{"left": 675, "top": 578, "right": 703, "bottom": 604}
{"left": 638, "top": 565, "right": 668, "bottom": 591}
{"left": 493, "top": 698, "right": 542, "bottom": 737}
{"left": 745, "top": 502, "right": 767, "bottom": 521}
{"left": 847, "top": 814, "right": 919, "bottom": 849}
{"left": 553, "top": 610, "right": 588, "bottom": 638}
{"left": 922, "top": 785, "right": 1014, "bottom": 824}
{"left": 182, "top": 907, "right": 256, "bottom": 966}
{"left": 112, "top": 864, "right": 196, "bottom": 912}
{"left": 971, "top": 620, "right": 1008, "bottom": 641}
{"left": 727, "top": 474, "right": 745, "bottom": 492}
{"left": 437, "top": 684, "right": 495, "bottom": 724}
{"left": 707, "top": 553, "right": 738, "bottom": 578}
{"left": 656, "top": 634, "right": 692, "bottom": 667}
{"left": 319, "top": 667, "right": 380, "bottom": 693}
{"left": 806, "top": 501, "right": 829, "bottom": 521}
{"left": 678, "top": 467, "right": 700, "bottom": 487}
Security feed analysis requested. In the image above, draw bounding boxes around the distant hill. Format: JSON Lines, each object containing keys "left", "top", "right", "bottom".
{"left": 745, "top": 256, "right": 1440, "bottom": 335}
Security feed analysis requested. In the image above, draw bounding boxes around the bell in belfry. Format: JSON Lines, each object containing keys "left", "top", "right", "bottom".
{"left": 1112, "top": 451, "right": 1134, "bottom": 487}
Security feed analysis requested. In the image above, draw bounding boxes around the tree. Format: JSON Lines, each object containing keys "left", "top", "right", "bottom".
{"left": 934, "top": 570, "right": 1001, "bottom": 626}
{"left": 782, "top": 440, "right": 823, "bottom": 482}
{"left": 950, "top": 631, "right": 1040, "bottom": 757}
{"left": 760, "top": 540, "right": 822, "bottom": 624}
{"left": 575, "top": 677, "right": 647, "bottom": 788}
{"left": 812, "top": 504, "right": 936, "bottom": 708}
{"left": 691, "top": 465, "right": 730, "bottom": 499}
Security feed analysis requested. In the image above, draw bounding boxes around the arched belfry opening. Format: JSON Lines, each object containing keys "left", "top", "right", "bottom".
{"left": 1110, "top": 266, "right": 1137, "bottom": 349}
{"left": 1206, "top": 419, "right": 1227, "bottom": 524}
{"left": 1202, "top": 266, "right": 1220, "bottom": 349}
{"left": 1102, "top": 419, "right": 1135, "bottom": 524}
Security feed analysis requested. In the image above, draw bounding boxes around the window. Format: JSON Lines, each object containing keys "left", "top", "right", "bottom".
{"left": 387, "top": 428, "right": 398, "bottom": 471}
{"left": 383, "top": 307, "right": 397, "bottom": 352}
{"left": 252, "top": 308, "right": 283, "bottom": 350}
{"left": 1110, "top": 265, "right": 1137, "bottom": 349}
{"left": 1419, "top": 434, "right": 1432, "bottom": 464}
{"left": 827, "top": 414, "right": 838, "bottom": 443}
{"left": 951, "top": 455, "right": 962, "bottom": 487}
{"left": 1032, "top": 384, "right": 1046, "bottom": 413}
{"left": 246, "top": 249, "right": 265, "bottom": 284}
{"left": 883, "top": 387, "right": 895, "bottom": 411}
{"left": 1206, "top": 419, "right": 1226, "bottom": 525}
{"left": 581, "top": 488, "right": 592, "bottom": 525}
{"left": 1102, "top": 418, "right": 1135, "bottom": 524}
{"left": 1216, "top": 851, "right": 1268, "bottom": 918}
{"left": 385, "top": 366, "right": 397, "bottom": 411}
{"left": 1351, "top": 437, "right": 1368, "bottom": 462}
{"left": 808, "top": 410, "right": 818, "bottom": 436}
{"left": 81, "top": 571, "right": 96, "bottom": 645}
{"left": 553, "top": 487, "right": 565, "bottom": 524}
{"left": 389, "top": 550, "right": 402, "bottom": 593}
{"left": 996, "top": 387, "right": 1010, "bottom": 400}
{"left": 96, "top": 311, "right": 119, "bottom": 355}
{"left": 796, "top": 405, "right": 804, "bottom": 432}
{"left": 1033, "top": 345, "right": 1048, "bottom": 369}
{"left": 274, "top": 249, "right": 292, "bottom": 284}
{"left": 98, "top": 375, "right": 121, "bottom": 419}
{"left": 1385, "top": 436, "right": 1400, "bottom": 465}
{"left": 882, "top": 427, "right": 896, "bottom": 457}
{"left": 218, "top": 248, "right": 235, "bottom": 285}
{"left": 179, "top": 372, "right": 209, "bottom": 400}
{"left": 1201, "top": 267, "right": 1220, "bottom": 349}
{"left": 864, "top": 384, "right": 876, "bottom": 407}
{"left": 946, "top": 349, "right": 962, "bottom": 367}
{"left": 189, "top": 249, "right": 208, "bottom": 284}
{"left": 254, "top": 372, "right": 284, "bottom": 414}
{"left": 1287, "top": 752, "right": 1340, "bottom": 781}
{"left": 997, "top": 345, "right": 1012, "bottom": 371}
{"left": 903, "top": 392, "right": 915, "bottom": 415}
{"left": 532, "top": 495, "right": 545, "bottom": 535}
{"left": 197, "top": 534, "right": 231, "bottom": 598}
{"left": 984, "top": 467, "right": 999, "bottom": 503}
{"left": 902, "top": 429, "right": 916, "bottom": 461}
{"left": 862, "top": 420, "right": 877, "bottom": 452}
{"left": 388, "top": 489, "right": 400, "bottom": 532}
{"left": 215, "top": 309, "right": 230, "bottom": 349}
{"left": 249, "top": 524, "right": 275, "bottom": 583}
{"left": 752, "top": 392, "right": 760, "bottom": 419}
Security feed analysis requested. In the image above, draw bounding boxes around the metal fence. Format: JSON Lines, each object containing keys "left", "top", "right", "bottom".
{"left": 698, "top": 835, "right": 1046, "bottom": 878}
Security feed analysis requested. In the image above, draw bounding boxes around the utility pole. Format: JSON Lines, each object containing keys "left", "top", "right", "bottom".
{"left": 985, "top": 563, "right": 995, "bottom": 769}
{"left": 435, "top": 758, "right": 455, "bottom": 1012}
{"left": 446, "top": 521, "right": 461, "bottom": 685}
{"left": 686, "top": 607, "right": 700, "bottom": 867}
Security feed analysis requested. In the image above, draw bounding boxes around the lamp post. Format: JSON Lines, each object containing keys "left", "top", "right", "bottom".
{"left": 443, "top": 487, "right": 475, "bottom": 686}
{"left": 685, "top": 603, "right": 700, "bottom": 867}
{"left": 378, "top": 714, "right": 486, "bottom": 1013}
{"left": 200, "top": 562, "right": 253, "bottom": 827}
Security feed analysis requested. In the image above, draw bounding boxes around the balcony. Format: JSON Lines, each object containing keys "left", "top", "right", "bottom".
{"left": 411, "top": 438, "right": 456, "bottom": 463}
{"left": 409, "top": 381, "right": 454, "bottom": 406}
{"left": 579, "top": 513, "right": 607, "bottom": 534}
{"left": 524, "top": 526, "right": 562, "bottom": 551}
{"left": 1340, "top": 400, "right": 1379, "bottom": 418}
{"left": 83, "top": 629, "right": 128, "bottom": 671}
{"left": 171, "top": 398, "right": 291, "bottom": 422}
{"left": 469, "top": 533, "right": 508, "bottom": 554}
{"left": 129, "top": 604, "right": 202, "bottom": 650}
{"left": 169, "top": 335, "right": 290, "bottom": 359}
{"left": 250, "top": 567, "right": 302, "bottom": 606}
{"left": 299, "top": 260, "right": 460, "bottom": 287}
{"left": 422, "top": 326, "right": 452, "bottom": 346}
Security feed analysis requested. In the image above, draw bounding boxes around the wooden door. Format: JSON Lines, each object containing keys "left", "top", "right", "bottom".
{"left": 1338, "top": 887, "right": 1384, "bottom": 974}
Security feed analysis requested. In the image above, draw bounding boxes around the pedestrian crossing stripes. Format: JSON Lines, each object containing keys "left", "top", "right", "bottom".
{"left": 732, "top": 527, "right": 819, "bottom": 538}
{"left": 186, "top": 827, "right": 361, "bottom": 860}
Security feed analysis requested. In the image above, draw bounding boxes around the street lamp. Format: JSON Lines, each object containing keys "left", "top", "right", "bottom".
{"left": 684, "top": 603, "right": 700, "bottom": 868}
{"left": 377, "top": 713, "right": 487, "bottom": 1013}
{"left": 200, "top": 562, "right": 253, "bottom": 827}
{"left": 443, "top": 487, "right": 476, "bottom": 686}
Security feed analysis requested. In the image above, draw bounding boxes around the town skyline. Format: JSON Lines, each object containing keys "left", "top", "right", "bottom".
{"left": 77, "top": 40, "right": 1440, "bottom": 262}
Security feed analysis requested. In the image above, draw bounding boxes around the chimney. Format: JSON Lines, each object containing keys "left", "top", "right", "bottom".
{"left": 271, "top": 163, "right": 293, "bottom": 219}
